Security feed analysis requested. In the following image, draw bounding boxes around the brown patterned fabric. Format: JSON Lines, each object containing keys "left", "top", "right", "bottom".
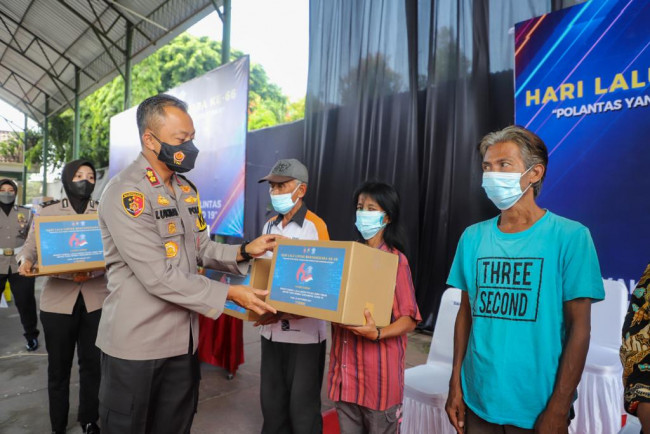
{"left": 621, "top": 263, "right": 650, "bottom": 414}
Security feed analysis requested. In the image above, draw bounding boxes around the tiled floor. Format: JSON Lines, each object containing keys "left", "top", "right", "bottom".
{"left": 0, "top": 278, "right": 430, "bottom": 433}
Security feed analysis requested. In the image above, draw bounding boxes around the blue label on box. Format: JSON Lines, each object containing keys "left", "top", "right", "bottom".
{"left": 205, "top": 269, "right": 251, "bottom": 314}
{"left": 40, "top": 219, "right": 104, "bottom": 266}
{"left": 270, "top": 245, "right": 345, "bottom": 311}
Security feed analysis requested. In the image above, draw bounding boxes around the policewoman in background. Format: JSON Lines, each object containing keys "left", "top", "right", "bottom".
{"left": 18, "top": 160, "right": 108, "bottom": 434}
{"left": 0, "top": 178, "right": 40, "bottom": 351}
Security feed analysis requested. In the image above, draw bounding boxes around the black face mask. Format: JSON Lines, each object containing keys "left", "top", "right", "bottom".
{"left": 69, "top": 180, "right": 95, "bottom": 199}
{"left": 151, "top": 134, "right": 199, "bottom": 174}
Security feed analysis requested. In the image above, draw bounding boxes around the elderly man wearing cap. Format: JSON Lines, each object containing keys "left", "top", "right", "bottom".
{"left": 255, "top": 159, "right": 329, "bottom": 434}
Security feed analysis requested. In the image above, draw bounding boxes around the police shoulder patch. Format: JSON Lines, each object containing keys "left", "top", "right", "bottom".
{"left": 122, "top": 191, "right": 145, "bottom": 218}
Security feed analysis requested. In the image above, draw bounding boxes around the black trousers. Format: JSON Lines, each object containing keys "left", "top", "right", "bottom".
{"left": 0, "top": 271, "right": 38, "bottom": 340}
{"left": 260, "top": 337, "right": 326, "bottom": 434}
{"left": 99, "top": 351, "right": 201, "bottom": 434}
{"left": 40, "top": 294, "right": 101, "bottom": 432}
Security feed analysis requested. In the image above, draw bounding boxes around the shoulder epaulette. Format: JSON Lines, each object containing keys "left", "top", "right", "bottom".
{"left": 144, "top": 167, "right": 161, "bottom": 186}
{"left": 39, "top": 199, "right": 60, "bottom": 208}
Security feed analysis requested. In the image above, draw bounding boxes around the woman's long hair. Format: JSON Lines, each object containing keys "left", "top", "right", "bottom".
{"left": 353, "top": 181, "right": 407, "bottom": 254}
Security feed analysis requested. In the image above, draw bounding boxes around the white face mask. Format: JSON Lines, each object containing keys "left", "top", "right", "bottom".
{"left": 355, "top": 210, "right": 387, "bottom": 240}
{"left": 481, "top": 167, "right": 533, "bottom": 210}
{"left": 270, "top": 183, "right": 301, "bottom": 214}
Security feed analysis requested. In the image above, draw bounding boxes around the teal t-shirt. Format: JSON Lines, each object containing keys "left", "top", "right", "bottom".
{"left": 447, "top": 211, "right": 604, "bottom": 428}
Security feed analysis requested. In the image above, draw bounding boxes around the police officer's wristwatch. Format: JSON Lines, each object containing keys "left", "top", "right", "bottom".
{"left": 240, "top": 241, "right": 253, "bottom": 261}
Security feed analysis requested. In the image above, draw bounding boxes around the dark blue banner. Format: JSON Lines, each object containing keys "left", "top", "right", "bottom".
{"left": 109, "top": 56, "right": 250, "bottom": 237}
{"left": 515, "top": 0, "right": 650, "bottom": 292}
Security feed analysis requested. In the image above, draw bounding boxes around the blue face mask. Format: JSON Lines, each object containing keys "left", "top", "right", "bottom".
{"left": 482, "top": 167, "right": 533, "bottom": 210}
{"left": 355, "top": 210, "right": 387, "bottom": 240}
{"left": 270, "top": 184, "right": 301, "bottom": 214}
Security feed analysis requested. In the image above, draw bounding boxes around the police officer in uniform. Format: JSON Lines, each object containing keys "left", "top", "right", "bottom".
{"left": 96, "top": 94, "right": 278, "bottom": 434}
{"left": 19, "top": 160, "right": 107, "bottom": 434}
{"left": 0, "top": 178, "right": 39, "bottom": 351}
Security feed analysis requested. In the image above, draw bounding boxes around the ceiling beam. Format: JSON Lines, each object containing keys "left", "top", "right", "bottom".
{"left": 100, "top": 0, "right": 155, "bottom": 44}
{"left": 0, "top": 64, "right": 63, "bottom": 107}
{"left": 0, "top": 9, "right": 97, "bottom": 82}
{"left": 0, "top": 78, "right": 44, "bottom": 121}
{"left": 0, "top": 0, "right": 36, "bottom": 65}
{"left": 57, "top": 0, "right": 126, "bottom": 55}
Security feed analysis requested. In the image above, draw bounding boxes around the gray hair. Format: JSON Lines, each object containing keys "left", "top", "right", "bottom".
{"left": 136, "top": 94, "right": 188, "bottom": 139}
{"left": 478, "top": 125, "right": 549, "bottom": 197}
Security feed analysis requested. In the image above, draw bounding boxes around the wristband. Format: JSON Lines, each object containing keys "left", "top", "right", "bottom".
{"left": 239, "top": 241, "right": 253, "bottom": 261}
{"left": 374, "top": 327, "right": 381, "bottom": 342}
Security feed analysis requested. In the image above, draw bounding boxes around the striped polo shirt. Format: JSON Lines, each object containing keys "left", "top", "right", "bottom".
{"left": 260, "top": 202, "right": 330, "bottom": 344}
{"left": 327, "top": 243, "right": 422, "bottom": 410}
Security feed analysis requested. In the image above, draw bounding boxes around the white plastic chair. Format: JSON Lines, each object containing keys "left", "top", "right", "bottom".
{"left": 570, "top": 279, "right": 628, "bottom": 434}
{"left": 402, "top": 287, "right": 461, "bottom": 434}
{"left": 618, "top": 414, "right": 641, "bottom": 434}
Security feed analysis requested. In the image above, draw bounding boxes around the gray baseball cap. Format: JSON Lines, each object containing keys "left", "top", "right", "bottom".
{"left": 258, "top": 159, "right": 309, "bottom": 184}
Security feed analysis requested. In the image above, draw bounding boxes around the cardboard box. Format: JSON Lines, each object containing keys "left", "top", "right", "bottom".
{"left": 267, "top": 240, "right": 399, "bottom": 327}
{"left": 205, "top": 258, "right": 272, "bottom": 321}
{"left": 32, "top": 214, "right": 105, "bottom": 275}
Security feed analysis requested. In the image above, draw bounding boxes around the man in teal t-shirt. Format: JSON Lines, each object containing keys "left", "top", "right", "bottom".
{"left": 445, "top": 126, "right": 604, "bottom": 433}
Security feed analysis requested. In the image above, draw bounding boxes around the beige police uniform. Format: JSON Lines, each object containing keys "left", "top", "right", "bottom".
{"left": 0, "top": 205, "right": 31, "bottom": 273}
{"left": 20, "top": 198, "right": 108, "bottom": 313}
{"left": 97, "top": 154, "right": 250, "bottom": 433}
{"left": 96, "top": 153, "right": 248, "bottom": 360}
{"left": 19, "top": 195, "right": 108, "bottom": 432}
{"left": 0, "top": 203, "right": 39, "bottom": 344}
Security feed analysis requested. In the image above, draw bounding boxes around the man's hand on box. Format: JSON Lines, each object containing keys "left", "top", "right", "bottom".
{"left": 341, "top": 309, "right": 379, "bottom": 340}
{"left": 254, "top": 312, "right": 283, "bottom": 326}
{"left": 254, "top": 312, "right": 305, "bottom": 326}
{"left": 73, "top": 272, "right": 92, "bottom": 283}
{"left": 245, "top": 234, "right": 286, "bottom": 258}
{"left": 17, "top": 259, "right": 34, "bottom": 276}
{"left": 228, "top": 285, "right": 277, "bottom": 316}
